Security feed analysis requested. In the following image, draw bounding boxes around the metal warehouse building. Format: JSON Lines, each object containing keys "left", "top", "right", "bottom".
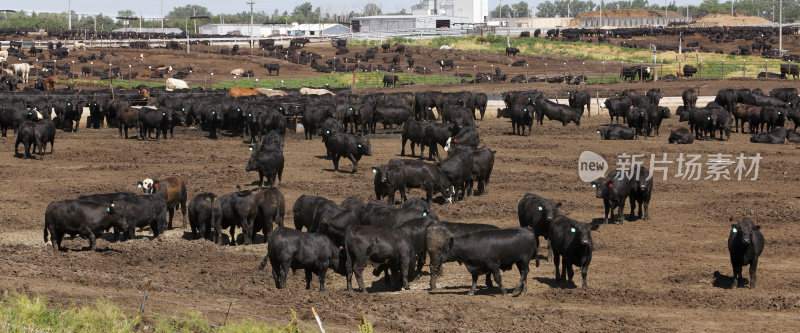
{"left": 350, "top": 15, "right": 471, "bottom": 32}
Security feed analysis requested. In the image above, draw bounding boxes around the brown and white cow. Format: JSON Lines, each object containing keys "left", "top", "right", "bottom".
{"left": 138, "top": 175, "right": 187, "bottom": 229}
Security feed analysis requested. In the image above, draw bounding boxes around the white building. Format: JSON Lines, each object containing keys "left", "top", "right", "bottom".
{"left": 413, "top": 0, "right": 488, "bottom": 23}
{"left": 350, "top": 15, "right": 472, "bottom": 32}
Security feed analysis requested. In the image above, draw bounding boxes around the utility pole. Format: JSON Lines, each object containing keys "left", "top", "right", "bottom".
{"left": 247, "top": 0, "right": 255, "bottom": 48}
{"left": 161, "top": 0, "right": 164, "bottom": 33}
{"left": 68, "top": 0, "right": 72, "bottom": 30}
{"left": 600, "top": 0, "right": 603, "bottom": 27}
{"left": 779, "top": 0, "right": 783, "bottom": 56}
{"left": 731, "top": 1, "right": 734, "bottom": 16}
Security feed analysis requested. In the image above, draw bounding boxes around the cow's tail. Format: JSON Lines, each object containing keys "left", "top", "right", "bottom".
{"left": 271, "top": 188, "right": 283, "bottom": 228}
{"left": 258, "top": 246, "right": 270, "bottom": 270}
{"left": 43, "top": 224, "right": 49, "bottom": 243}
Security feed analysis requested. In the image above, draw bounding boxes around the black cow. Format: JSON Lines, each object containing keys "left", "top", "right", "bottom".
{"left": 325, "top": 132, "right": 372, "bottom": 173}
{"left": 359, "top": 199, "right": 436, "bottom": 228}
{"left": 443, "top": 126, "right": 479, "bottom": 152}
{"left": 597, "top": 124, "right": 635, "bottom": 140}
{"left": 375, "top": 106, "right": 413, "bottom": 133}
{"left": 437, "top": 59, "right": 454, "bottom": 70}
{"left": 473, "top": 93, "right": 488, "bottom": 120}
{"left": 218, "top": 189, "right": 259, "bottom": 245}
{"left": 312, "top": 200, "right": 360, "bottom": 247}
{"left": 426, "top": 221, "right": 500, "bottom": 289}
{"left": 629, "top": 166, "right": 652, "bottom": 221}
{"left": 728, "top": 219, "right": 764, "bottom": 289}
{"left": 246, "top": 142, "right": 284, "bottom": 188}
{"left": 188, "top": 192, "right": 223, "bottom": 241}
{"left": 302, "top": 107, "right": 329, "bottom": 140}
{"left": 780, "top": 64, "right": 799, "bottom": 79}
{"left": 437, "top": 152, "right": 473, "bottom": 202}
{"left": 383, "top": 74, "right": 399, "bottom": 87}
{"left": 259, "top": 227, "right": 344, "bottom": 291}
{"left": 549, "top": 215, "right": 598, "bottom": 288}
{"left": 345, "top": 225, "right": 417, "bottom": 292}
{"left": 591, "top": 170, "right": 636, "bottom": 224}
{"left": 535, "top": 95, "right": 581, "bottom": 126}
{"left": 446, "top": 145, "right": 495, "bottom": 196}
{"left": 714, "top": 89, "right": 738, "bottom": 114}
{"left": 292, "top": 195, "right": 330, "bottom": 232}
{"left": 400, "top": 119, "right": 428, "bottom": 157}
{"left": 374, "top": 159, "right": 455, "bottom": 203}
{"left": 604, "top": 95, "right": 632, "bottom": 124}
{"left": 686, "top": 108, "right": 715, "bottom": 140}
{"left": 682, "top": 88, "right": 698, "bottom": 110}
{"left": 518, "top": 193, "right": 561, "bottom": 264}
{"left": 14, "top": 121, "right": 36, "bottom": 158}
{"left": 264, "top": 63, "right": 280, "bottom": 76}
{"left": 505, "top": 47, "right": 520, "bottom": 57}
{"left": 440, "top": 227, "right": 537, "bottom": 296}
{"left": 111, "top": 194, "right": 168, "bottom": 240}
{"left": 510, "top": 105, "right": 533, "bottom": 136}
{"left": 424, "top": 121, "right": 459, "bottom": 161}
{"left": 441, "top": 105, "right": 475, "bottom": 129}
{"left": 137, "top": 107, "right": 172, "bottom": 140}
{"left": 770, "top": 88, "right": 798, "bottom": 105}
{"left": 668, "top": 128, "right": 694, "bottom": 144}
{"left": 759, "top": 106, "right": 788, "bottom": 132}
{"left": 626, "top": 107, "right": 648, "bottom": 139}
{"left": 750, "top": 127, "right": 787, "bottom": 144}
{"left": 44, "top": 200, "right": 125, "bottom": 251}
{"left": 709, "top": 107, "right": 732, "bottom": 140}
{"left": 567, "top": 90, "right": 590, "bottom": 117}
{"left": 646, "top": 106, "right": 671, "bottom": 137}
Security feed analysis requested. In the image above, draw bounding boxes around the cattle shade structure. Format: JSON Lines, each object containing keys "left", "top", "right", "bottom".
{"left": 199, "top": 23, "right": 348, "bottom": 36}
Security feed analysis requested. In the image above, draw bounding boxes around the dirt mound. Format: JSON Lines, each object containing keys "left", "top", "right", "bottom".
{"left": 576, "top": 9, "right": 683, "bottom": 19}
{"left": 693, "top": 13, "right": 772, "bottom": 26}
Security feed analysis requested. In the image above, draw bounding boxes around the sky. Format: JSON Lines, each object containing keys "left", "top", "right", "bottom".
{"left": 16, "top": 0, "right": 702, "bottom": 19}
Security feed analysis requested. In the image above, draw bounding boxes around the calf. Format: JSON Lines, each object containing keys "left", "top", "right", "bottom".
{"left": 218, "top": 189, "right": 259, "bottom": 245}
{"left": 245, "top": 142, "right": 284, "bottom": 188}
{"left": 111, "top": 194, "right": 169, "bottom": 240}
{"left": 345, "top": 225, "right": 417, "bottom": 292}
{"left": 728, "top": 219, "right": 764, "bottom": 289}
{"left": 518, "top": 193, "right": 561, "bottom": 264}
{"left": 440, "top": 227, "right": 537, "bottom": 296}
{"left": 510, "top": 105, "right": 533, "bottom": 136}
{"left": 138, "top": 175, "right": 188, "bottom": 229}
{"left": 597, "top": 124, "right": 635, "bottom": 140}
{"left": 668, "top": 128, "right": 694, "bottom": 144}
{"left": 325, "top": 132, "right": 372, "bottom": 173}
{"left": 549, "top": 215, "right": 598, "bottom": 288}
{"left": 591, "top": 170, "right": 636, "bottom": 224}
{"left": 259, "top": 227, "right": 344, "bottom": 291}
{"left": 188, "top": 193, "right": 222, "bottom": 242}
{"left": 44, "top": 200, "right": 126, "bottom": 251}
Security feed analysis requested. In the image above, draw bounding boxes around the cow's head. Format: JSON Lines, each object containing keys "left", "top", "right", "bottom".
{"left": 570, "top": 221, "right": 597, "bottom": 246}
{"left": 138, "top": 178, "right": 155, "bottom": 194}
{"left": 245, "top": 145, "right": 259, "bottom": 172}
{"left": 591, "top": 177, "right": 608, "bottom": 198}
{"left": 730, "top": 219, "right": 760, "bottom": 246}
{"left": 539, "top": 200, "right": 561, "bottom": 223}
{"left": 356, "top": 139, "right": 372, "bottom": 156}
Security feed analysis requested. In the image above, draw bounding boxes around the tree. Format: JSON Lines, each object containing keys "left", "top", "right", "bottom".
{"left": 291, "top": 2, "right": 314, "bottom": 22}
{"left": 536, "top": 0, "right": 596, "bottom": 17}
{"left": 166, "top": 4, "right": 212, "bottom": 19}
{"left": 363, "top": 3, "right": 383, "bottom": 16}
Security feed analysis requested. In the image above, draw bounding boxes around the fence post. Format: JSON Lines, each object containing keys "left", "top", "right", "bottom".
{"left": 312, "top": 307, "right": 326, "bottom": 333}
{"left": 699, "top": 60, "right": 702, "bottom": 79}
{"left": 742, "top": 60, "right": 746, "bottom": 78}
{"left": 721, "top": 60, "right": 725, "bottom": 79}
{"left": 764, "top": 60, "right": 768, "bottom": 76}
{"left": 601, "top": 61, "right": 605, "bottom": 83}
{"left": 139, "top": 280, "right": 151, "bottom": 314}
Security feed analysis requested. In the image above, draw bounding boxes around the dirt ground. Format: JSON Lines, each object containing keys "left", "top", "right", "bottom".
{"left": 2, "top": 89, "right": 800, "bottom": 331}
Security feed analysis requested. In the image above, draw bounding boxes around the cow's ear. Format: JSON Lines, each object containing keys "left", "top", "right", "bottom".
{"left": 753, "top": 225, "right": 761, "bottom": 231}
{"left": 730, "top": 224, "right": 738, "bottom": 229}
{"left": 556, "top": 202, "right": 562, "bottom": 208}
{"left": 591, "top": 224, "right": 600, "bottom": 231}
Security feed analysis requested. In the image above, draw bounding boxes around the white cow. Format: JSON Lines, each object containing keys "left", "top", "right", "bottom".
{"left": 0, "top": 56, "right": 6, "bottom": 63}
{"left": 73, "top": 41, "right": 87, "bottom": 50}
{"left": 299, "top": 87, "right": 334, "bottom": 95}
{"left": 0, "top": 50, "right": 7, "bottom": 59}
{"left": 255, "top": 88, "right": 288, "bottom": 97}
{"left": 165, "top": 78, "right": 189, "bottom": 91}
{"left": 12, "top": 63, "right": 31, "bottom": 83}
{"left": 230, "top": 68, "right": 244, "bottom": 76}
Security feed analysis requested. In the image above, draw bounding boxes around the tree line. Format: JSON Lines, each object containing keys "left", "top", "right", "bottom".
{"left": 0, "top": 2, "right": 401, "bottom": 31}
{"left": 492, "top": 0, "right": 799, "bottom": 21}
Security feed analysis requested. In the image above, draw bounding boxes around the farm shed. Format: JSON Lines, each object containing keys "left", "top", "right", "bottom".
{"left": 350, "top": 15, "right": 472, "bottom": 33}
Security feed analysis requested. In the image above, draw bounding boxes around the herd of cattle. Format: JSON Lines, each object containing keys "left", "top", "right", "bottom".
{"left": 12, "top": 80, "right": 772, "bottom": 294}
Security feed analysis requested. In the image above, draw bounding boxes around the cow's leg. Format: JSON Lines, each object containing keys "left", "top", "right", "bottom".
{"left": 553, "top": 251, "right": 562, "bottom": 280}
{"left": 749, "top": 259, "right": 758, "bottom": 289}
{"left": 229, "top": 225, "right": 237, "bottom": 246}
{"left": 468, "top": 274, "right": 479, "bottom": 295}
{"left": 355, "top": 261, "right": 367, "bottom": 293}
{"left": 167, "top": 207, "right": 175, "bottom": 229}
{"left": 581, "top": 263, "right": 589, "bottom": 288}
{"left": 603, "top": 202, "right": 610, "bottom": 225}
{"left": 643, "top": 199, "right": 650, "bottom": 220}
{"left": 618, "top": 200, "right": 625, "bottom": 225}
{"left": 87, "top": 231, "right": 97, "bottom": 251}
{"left": 348, "top": 154, "right": 358, "bottom": 174}
{"left": 513, "top": 261, "right": 529, "bottom": 296}
{"left": 731, "top": 263, "right": 742, "bottom": 288}
{"left": 492, "top": 269, "right": 506, "bottom": 296}
{"left": 305, "top": 269, "right": 313, "bottom": 290}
